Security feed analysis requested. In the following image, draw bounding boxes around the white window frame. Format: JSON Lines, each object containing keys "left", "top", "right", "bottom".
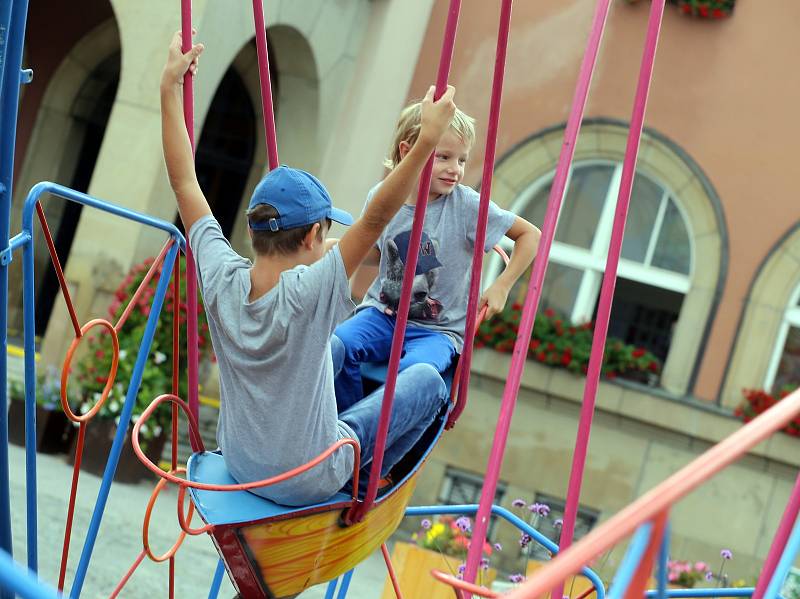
{"left": 488, "top": 160, "right": 694, "bottom": 325}
{"left": 764, "top": 283, "right": 800, "bottom": 391}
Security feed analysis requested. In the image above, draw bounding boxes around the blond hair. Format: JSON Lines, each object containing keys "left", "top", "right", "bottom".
{"left": 383, "top": 99, "right": 476, "bottom": 170}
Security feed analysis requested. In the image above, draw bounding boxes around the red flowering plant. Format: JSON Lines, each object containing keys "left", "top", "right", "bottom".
{"left": 624, "top": 0, "right": 734, "bottom": 19}
{"left": 475, "top": 304, "right": 662, "bottom": 384}
{"left": 736, "top": 386, "right": 800, "bottom": 437}
{"left": 73, "top": 255, "right": 213, "bottom": 444}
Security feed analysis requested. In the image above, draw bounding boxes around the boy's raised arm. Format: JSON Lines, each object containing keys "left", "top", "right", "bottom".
{"left": 338, "top": 86, "right": 457, "bottom": 278}
{"left": 161, "top": 31, "right": 209, "bottom": 232}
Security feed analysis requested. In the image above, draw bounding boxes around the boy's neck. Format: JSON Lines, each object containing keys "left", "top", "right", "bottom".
{"left": 249, "top": 251, "right": 305, "bottom": 302}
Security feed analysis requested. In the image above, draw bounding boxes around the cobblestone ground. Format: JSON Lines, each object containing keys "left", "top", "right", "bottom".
{"left": 5, "top": 444, "right": 389, "bottom": 598}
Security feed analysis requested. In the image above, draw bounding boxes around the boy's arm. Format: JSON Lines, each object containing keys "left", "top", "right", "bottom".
{"left": 161, "top": 31, "right": 210, "bottom": 232}
{"left": 337, "top": 86, "right": 456, "bottom": 278}
{"left": 481, "top": 217, "right": 541, "bottom": 317}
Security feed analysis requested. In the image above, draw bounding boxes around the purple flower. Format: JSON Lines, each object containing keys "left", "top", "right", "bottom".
{"left": 537, "top": 503, "right": 551, "bottom": 517}
{"left": 509, "top": 573, "right": 526, "bottom": 584}
{"left": 720, "top": 549, "right": 733, "bottom": 560}
{"left": 458, "top": 563, "right": 466, "bottom": 574}
{"left": 455, "top": 516, "right": 472, "bottom": 533}
{"left": 512, "top": 498, "right": 527, "bottom": 508}
{"left": 705, "top": 572, "right": 714, "bottom": 581}
{"left": 494, "top": 543, "right": 503, "bottom": 551}
{"left": 519, "top": 533, "right": 532, "bottom": 548}
{"left": 554, "top": 518, "right": 564, "bottom": 528}
{"left": 421, "top": 518, "right": 431, "bottom": 530}
{"left": 528, "top": 502, "right": 541, "bottom": 514}
{"left": 480, "top": 557, "right": 490, "bottom": 570}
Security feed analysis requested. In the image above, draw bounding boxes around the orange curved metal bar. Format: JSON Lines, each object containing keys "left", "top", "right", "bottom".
{"left": 176, "top": 485, "right": 212, "bottom": 536}
{"left": 503, "top": 388, "right": 800, "bottom": 599}
{"left": 131, "top": 393, "right": 362, "bottom": 499}
{"left": 142, "top": 468, "right": 196, "bottom": 562}
{"left": 430, "top": 570, "right": 498, "bottom": 598}
{"left": 60, "top": 319, "right": 120, "bottom": 423}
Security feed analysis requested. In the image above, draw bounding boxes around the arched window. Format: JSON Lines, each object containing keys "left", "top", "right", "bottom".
{"left": 765, "top": 284, "right": 800, "bottom": 393}
{"left": 489, "top": 161, "right": 692, "bottom": 362}
{"left": 484, "top": 121, "right": 726, "bottom": 395}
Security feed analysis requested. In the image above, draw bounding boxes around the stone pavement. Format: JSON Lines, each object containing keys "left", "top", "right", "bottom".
{"left": 5, "top": 444, "right": 390, "bottom": 598}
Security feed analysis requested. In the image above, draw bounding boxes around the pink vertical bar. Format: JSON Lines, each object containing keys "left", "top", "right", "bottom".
{"left": 448, "top": 0, "right": 513, "bottom": 430}
{"left": 180, "top": 0, "right": 201, "bottom": 441}
{"left": 752, "top": 471, "right": 800, "bottom": 599}
{"left": 555, "top": 2, "right": 665, "bottom": 599}
{"left": 353, "top": 0, "right": 462, "bottom": 520}
{"left": 457, "top": 0, "right": 514, "bottom": 591}
{"left": 252, "top": 0, "right": 280, "bottom": 171}
{"left": 460, "top": 0, "right": 612, "bottom": 596}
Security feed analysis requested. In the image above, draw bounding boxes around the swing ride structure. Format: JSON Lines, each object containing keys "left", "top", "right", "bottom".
{"left": 1, "top": 0, "right": 800, "bottom": 598}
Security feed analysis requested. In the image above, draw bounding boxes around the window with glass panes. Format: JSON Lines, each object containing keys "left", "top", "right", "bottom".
{"left": 766, "top": 285, "right": 800, "bottom": 393}
{"left": 438, "top": 467, "right": 507, "bottom": 537}
{"left": 488, "top": 162, "right": 693, "bottom": 363}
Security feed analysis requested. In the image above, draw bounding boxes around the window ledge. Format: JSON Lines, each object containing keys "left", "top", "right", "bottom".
{"left": 469, "top": 348, "right": 800, "bottom": 469}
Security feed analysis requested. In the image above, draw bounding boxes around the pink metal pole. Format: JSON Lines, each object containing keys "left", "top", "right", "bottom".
{"left": 180, "top": 0, "right": 201, "bottom": 443}
{"left": 251, "top": 0, "right": 280, "bottom": 171}
{"left": 460, "top": 0, "right": 612, "bottom": 595}
{"left": 448, "top": 0, "right": 513, "bottom": 431}
{"left": 752, "top": 471, "right": 800, "bottom": 599}
{"left": 554, "top": 2, "right": 665, "bottom": 599}
{"left": 457, "top": 0, "right": 514, "bottom": 590}
{"left": 351, "top": 0, "right": 462, "bottom": 521}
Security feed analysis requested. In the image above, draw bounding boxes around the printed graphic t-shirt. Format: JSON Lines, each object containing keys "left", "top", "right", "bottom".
{"left": 189, "top": 215, "right": 356, "bottom": 506}
{"left": 360, "top": 183, "right": 516, "bottom": 352}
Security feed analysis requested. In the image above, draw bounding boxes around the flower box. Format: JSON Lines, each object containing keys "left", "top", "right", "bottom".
{"left": 624, "top": 0, "right": 735, "bottom": 19}
{"left": 67, "top": 418, "right": 166, "bottom": 484}
{"left": 380, "top": 542, "right": 496, "bottom": 599}
{"left": 7, "top": 400, "right": 74, "bottom": 454}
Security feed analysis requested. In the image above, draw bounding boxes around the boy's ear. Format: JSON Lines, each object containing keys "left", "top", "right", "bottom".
{"left": 303, "top": 223, "right": 322, "bottom": 249}
{"left": 398, "top": 140, "right": 411, "bottom": 161}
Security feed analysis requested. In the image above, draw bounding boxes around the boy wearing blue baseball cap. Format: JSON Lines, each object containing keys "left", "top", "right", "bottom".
{"left": 161, "top": 32, "right": 457, "bottom": 505}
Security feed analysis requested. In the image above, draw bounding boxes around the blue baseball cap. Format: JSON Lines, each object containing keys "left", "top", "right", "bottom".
{"left": 247, "top": 165, "right": 353, "bottom": 231}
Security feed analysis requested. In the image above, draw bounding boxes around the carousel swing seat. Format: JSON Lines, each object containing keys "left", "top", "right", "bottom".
{"left": 186, "top": 404, "right": 448, "bottom": 598}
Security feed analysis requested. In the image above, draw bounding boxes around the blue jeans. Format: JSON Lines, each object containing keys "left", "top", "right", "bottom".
{"left": 332, "top": 335, "right": 448, "bottom": 493}
{"left": 333, "top": 307, "right": 456, "bottom": 412}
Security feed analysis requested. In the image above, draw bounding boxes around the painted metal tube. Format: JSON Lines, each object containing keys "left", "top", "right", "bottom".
{"left": 606, "top": 523, "right": 652, "bottom": 599}
{"left": 458, "top": 0, "right": 515, "bottom": 589}
{"left": 251, "top": 0, "right": 279, "bottom": 170}
{"left": 207, "top": 558, "right": 225, "bottom": 599}
{"left": 656, "top": 521, "right": 670, "bottom": 599}
{"left": 644, "top": 590, "right": 755, "bottom": 598}
{"left": 753, "top": 470, "right": 800, "bottom": 599}
{"left": 555, "top": 3, "right": 665, "bottom": 597}
{"left": 763, "top": 515, "right": 800, "bottom": 599}
{"left": 405, "top": 504, "right": 605, "bottom": 598}
{"left": 357, "top": 0, "right": 463, "bottom": 520}
{"left": 69, "top": 242, "right": 180, "bottom": 598}
{"left": 0, "top": 550, "right": 61, "bottom": 599}
{"left": 324, "top": 577, "right": 338, "bottom": 599}
{"left": 21, "top": 225, "right": 37, "bottom": 572}
{"left": 336, "top": 569, "right": 354, "bottom": 599}
{"left": 0, "top": 0, "right": 30, "bottom": 588}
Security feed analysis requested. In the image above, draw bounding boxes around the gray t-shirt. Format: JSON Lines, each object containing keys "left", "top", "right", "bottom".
{"left": 189, "top": 215, "right": 356, "bottom": 506}
{"left": 360, "top": 183, "right": 516, "bottom": 352}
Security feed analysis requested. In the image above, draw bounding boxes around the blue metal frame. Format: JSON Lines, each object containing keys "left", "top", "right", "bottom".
{"left": 16, "top": 183, "right": 183, "bottom": 596}
{"left": 406, "top": 504, "right": 607, "bottom": 599}
{"left": 0, "top": 549, "right": 60, "bottom": 599}
{"left": 0, "top": 2, "right": 30, "bottom": 592}
{"left": 607, "top": 523, "right": 652, "bottom": 599}
{"left": 207, "top": 558, "right": 226, "bottom": 599}
{"left": 764, "top": 516, "right": 800, "bottom": 599}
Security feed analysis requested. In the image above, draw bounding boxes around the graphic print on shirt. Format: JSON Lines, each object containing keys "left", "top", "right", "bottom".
{"left": 379, "top": 229, "right": 443, "bottom": 321}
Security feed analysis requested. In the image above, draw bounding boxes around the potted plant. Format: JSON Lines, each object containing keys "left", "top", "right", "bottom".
{"left": 475, "top": 305, "right": 662, "bottom": 385}
{"left": 381, "top": 515, "right": 497, "bottom": 599}
{"left": 69, "top": 255, "right": 213, "bottom": 483}
{"left": 8, "top": 366, "right": 75, "bottom": 454}
{"left": 624, "top": 0, "right": 735, "bottom": 19}
{"left": 736, "top": 386, "right": 799, "bottom": 436}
